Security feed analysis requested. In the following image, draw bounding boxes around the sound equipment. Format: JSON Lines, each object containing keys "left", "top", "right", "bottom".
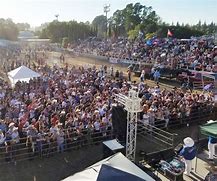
{"left": 159, "top": 158, "right": 184, "bottom": 181}
{"left": 174, "top": 143, "right": 183, "bottom": 155}
{"left": 111, "top": 106, "right": 127, "bottom": 143}
{"left": 102, "top": 139, "right": 125, "bottom": 158}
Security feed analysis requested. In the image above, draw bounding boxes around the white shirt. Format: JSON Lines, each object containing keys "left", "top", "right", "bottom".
{"left": 94, "top": 121, "right": 100, "bottom": 131}
{"left": 50, "top": 126, "right": 58, "bottom": 134}
{"left": 0, "top": 133, "right": 5, "bottom": 144}
{"left": 11, "top": 130, "right": 19, "bottom": 143}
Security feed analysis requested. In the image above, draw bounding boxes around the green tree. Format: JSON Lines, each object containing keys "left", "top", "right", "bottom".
{"left": 16, "top": 23, "right": 30, "bottom": 31}
{"left": 92, "top": 15, "right": 107, "bottom": 38}
{"left": 0, "top": 18, "right": 19, "bottom": 41}
{"left": 62, "top": 37, "right": 69, "bottom": 48}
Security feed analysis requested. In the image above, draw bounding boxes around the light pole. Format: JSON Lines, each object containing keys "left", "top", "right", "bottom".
{"left": 104, "top": 4, "right": 110, "bottom": 40}
{"left": 55, "top": 14, "right": 59, "bottom": 21}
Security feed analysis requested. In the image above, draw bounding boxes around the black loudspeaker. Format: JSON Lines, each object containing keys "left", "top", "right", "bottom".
{"left": 103, "top": 139, "right": 125, "bottom": 158}
{"left": 112, "top": 106, "right": 127, "bottom": 143}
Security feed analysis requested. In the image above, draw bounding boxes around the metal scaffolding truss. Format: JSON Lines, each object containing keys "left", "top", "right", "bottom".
{"left": 115, "top": 88, "right": 142, "bottom": 161}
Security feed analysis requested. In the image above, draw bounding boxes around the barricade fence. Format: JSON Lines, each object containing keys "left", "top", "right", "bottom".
{"left": 0, "top": 127, "right": 114, "bottom": 165}
{"left": 0, "top": 106, "right": 216, "bottom": 164}
{"left": 144, "top": 104, "right": 216, "bottom": 129}
{"left": 193, "top": 80, "right": 214, "bottom": 89}
{"left": 137, "top": 121, "right": 174, "bottom": 148}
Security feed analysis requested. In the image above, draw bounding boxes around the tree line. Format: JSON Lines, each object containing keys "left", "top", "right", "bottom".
{"left": 0, "top": 2, "right": 216, "bottom": 42}
{"left": 0, "top": 18, "right": 30, "bottom": 41}
{"left": 39, "top": 2, "right": 217, "bottom": 43}
{"left": 39, "top": 20, "right": 96, "bottom": 46}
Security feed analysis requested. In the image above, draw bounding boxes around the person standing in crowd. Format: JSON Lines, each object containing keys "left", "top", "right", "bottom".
{"left": 153, "top": 69, "right": 160, "bottom": 83}
{"left": 140, "top": 70, "right": 145, "bottom": 82}
{"left": 127, "top": 68, "right": 132, "bottom": 81}
{"left": 179, "top": 137, "right": 197, "bottom": 176}
{"left": 110, "top": 66, "right": 114, "bottom": 77}
{"left": 56, "top": 123, "right": 65, "bottom": 153}
{"left": 115, "top": 70, "right": 119, "bottom": 78}
{"left": 0, "top": 129, "right": 5, "bottom": 147}
{"left": 207, "top": 120, "right": 217, "bottom": 160}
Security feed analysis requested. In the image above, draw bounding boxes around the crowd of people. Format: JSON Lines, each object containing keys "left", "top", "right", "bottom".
{"left": 0, "top": 43, "right": 52, "bottom": 75}
{"left": 0, "top": 53, "right": 214, "bottom": 162}
{"left": 73, "top": 36, "right": 217, "bottom": 72}
{"left": 0, "top": 37, "right": 215, "bottom": 163}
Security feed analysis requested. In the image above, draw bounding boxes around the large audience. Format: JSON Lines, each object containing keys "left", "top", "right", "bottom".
{"left": 0, "top": 42, "right": 215, "bottom": 162}
{"left": 74, "top": 37, "right": 217, "bottom": 71}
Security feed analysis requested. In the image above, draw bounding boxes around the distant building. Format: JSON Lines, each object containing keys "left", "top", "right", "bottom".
{"left": 18, "top": 31, "right": 50, "bottom": 44}
{"left": 18, "top": 31, "right": 36, "bottom": 40}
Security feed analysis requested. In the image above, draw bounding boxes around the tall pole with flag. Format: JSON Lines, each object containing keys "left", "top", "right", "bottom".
{"left": 104, "top": 4, "right": 110, "bottom": 40}
{"left": 167, "top": 29, "right": 173, "bottom": 38}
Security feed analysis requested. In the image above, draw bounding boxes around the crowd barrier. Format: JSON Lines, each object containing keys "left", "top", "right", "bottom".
{"left": 137, "top": 121, "right": 175, "bottom": 148}
{"left": 0, "top": 105, "right": 215, "bottom": 164}
{"left": 80, "top": 53, "right": 146, "bottom": 66}
{"left": 193, "top": 80, "right": 214, "bottom": 90}
{"left": 0, "top": 127, "right": 113, "bottom": 165}
{"left": 150, "top": 104, "right": 216, "bottom": 129}
{"left": 80, "top": 53, "right": 109, "bottom": 62}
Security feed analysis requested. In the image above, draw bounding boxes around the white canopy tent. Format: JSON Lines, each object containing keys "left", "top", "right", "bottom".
{"left": 62, "top": 152, "right": 156, "bottom": 181}
{"left": 8, "top": 66, "right": 41, "bottom": 86}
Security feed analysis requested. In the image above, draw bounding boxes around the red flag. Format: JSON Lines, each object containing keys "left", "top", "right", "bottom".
{"left": 167, "top": 29, "right": 173, "bottom": 37}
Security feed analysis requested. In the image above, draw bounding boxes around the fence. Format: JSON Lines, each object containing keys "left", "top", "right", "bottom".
{"left": 0, "top": 127, "right": 114, "bottom": 165}
{"left": 137, "top": 121, "right": 175, "bottom": 148}
{"left": 0, "top": 105, "right": 216, "bottom": 165}
{"left": 193, "top": 80, "right": 214, "bottom": 89}
{"left": 149, "top": 104, "right": 217, "bottom": 129}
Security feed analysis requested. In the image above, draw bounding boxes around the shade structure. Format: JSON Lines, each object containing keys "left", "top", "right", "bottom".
{"left": 200, "top": 120, "right": 217, "bottom": 138}
{"left": 8, "top": 66, "right": 41, "bottom": 86}
{"left": 62, "top": 152, "right": 156, "bottom": 181}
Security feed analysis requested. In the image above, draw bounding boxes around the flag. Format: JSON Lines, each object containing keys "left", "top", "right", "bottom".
{"left": 167, "top": 29, "right": 173, "bottom": 37}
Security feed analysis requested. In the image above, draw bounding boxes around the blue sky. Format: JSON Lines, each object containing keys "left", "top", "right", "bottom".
{"left": 0, "top": 0, "right": 216, "bottom": 27}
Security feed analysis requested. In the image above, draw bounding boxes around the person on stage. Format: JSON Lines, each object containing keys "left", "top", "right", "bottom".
{"left": 207, "top": 120, "right": 217, "bottom": 160}
{"left": 179, "top": 137, "right": 197, "bottom": 176}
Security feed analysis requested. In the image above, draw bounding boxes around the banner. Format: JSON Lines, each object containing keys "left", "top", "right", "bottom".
{"left": 109, "top": 57, "right": 119, "bottom": 64}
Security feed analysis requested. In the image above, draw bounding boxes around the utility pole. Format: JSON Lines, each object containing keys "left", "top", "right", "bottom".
{"left": 104, "top": 4, "right": 110, "bottom": 40}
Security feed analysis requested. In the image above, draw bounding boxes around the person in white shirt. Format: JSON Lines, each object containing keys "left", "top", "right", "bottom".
{"left": 0, "top": 129, "right": 5, "bottom": 146}
{"left": 56, "top": 123, "right": 64, "bottom": 153}
{"left": 11, "top": 127, "right": 20, "bottom": 144}
{"left": 140, "top": 70, "right": 145, "bottom": 82}
{"left": 94, "top": 120, "right": 100, "bottom": 131}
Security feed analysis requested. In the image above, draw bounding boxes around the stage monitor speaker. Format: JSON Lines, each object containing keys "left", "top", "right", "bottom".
{"left": 112, "top": 106, "right": 127, "bottom": 143}
{"left": 102, "top": 139, "right": 125, "bottom": 158}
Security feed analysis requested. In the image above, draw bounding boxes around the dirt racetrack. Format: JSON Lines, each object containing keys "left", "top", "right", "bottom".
{"left": 47, "top": 52, "right": 177, "bottom": 90}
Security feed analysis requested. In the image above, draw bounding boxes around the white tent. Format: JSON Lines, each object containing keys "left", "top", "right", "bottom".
{"left": 62, "top": 152, "right": 156, "bottom": 181}
{"left": 8, "top": 66, "right": 41, "bottom": 86}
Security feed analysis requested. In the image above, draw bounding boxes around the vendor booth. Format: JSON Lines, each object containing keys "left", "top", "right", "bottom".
{"left": 8, "top": 65, "right": 41, "bottom": 87}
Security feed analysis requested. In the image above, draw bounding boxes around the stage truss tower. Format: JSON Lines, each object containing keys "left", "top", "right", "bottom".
{"left": 115, "top": 88, "right": 142, "bottom": 161}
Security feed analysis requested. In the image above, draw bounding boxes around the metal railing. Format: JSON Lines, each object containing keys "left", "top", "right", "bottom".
{"left": 149, "top": 104, "right": 216, "bottom": 129}
{"left": 0, "top": 128, "right": 114, "bottom": 165}
{"left": 137, "top": 121, "right": 175, "bottom": 148}
{"left": 0, "top": 106, "right": 215, "bottom": 164}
